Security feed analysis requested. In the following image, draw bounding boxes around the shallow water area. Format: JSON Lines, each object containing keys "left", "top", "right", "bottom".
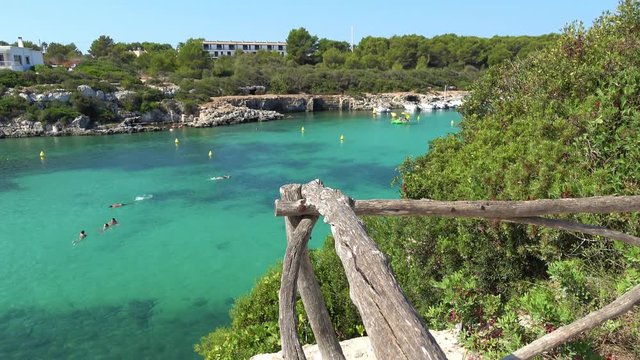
{"left": 0, "top": 110, "right": 460, "bottom": 359}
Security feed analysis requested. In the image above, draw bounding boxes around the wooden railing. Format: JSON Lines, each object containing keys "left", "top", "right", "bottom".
{"left": 274, "top": 179, "right": 640, "bottom": 360}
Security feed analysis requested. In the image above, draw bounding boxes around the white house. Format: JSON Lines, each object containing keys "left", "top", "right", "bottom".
{"left": 0, "top": 38, "right": 44, "bottom": 71}
{"left": 202, "top": 40, "right": 286, "bottom": 59}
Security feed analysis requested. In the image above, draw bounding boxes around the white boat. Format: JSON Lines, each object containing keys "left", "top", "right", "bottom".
{"left": 419, "top": 102, "right": 436, "bottom": 111}
{"left": 403, "top": 103, "right": 420, "bottom": 112}
{"left": 448, "top": 99, "right": 463, "bottom": 108}
{"left": 373, "top": 106, "right": 391, "bottom": 113}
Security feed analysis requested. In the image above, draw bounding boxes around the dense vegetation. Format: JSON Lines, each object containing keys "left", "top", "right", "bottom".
{"left": 195, "top": 1, "right": 640, "bottom": 359}
{"left": 1, "top": 30, "right": 556, "bottom": 124}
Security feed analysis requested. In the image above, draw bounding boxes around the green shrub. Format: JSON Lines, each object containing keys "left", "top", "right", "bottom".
{"left": 36, "top": 102, "right": 80, "bottom": 124}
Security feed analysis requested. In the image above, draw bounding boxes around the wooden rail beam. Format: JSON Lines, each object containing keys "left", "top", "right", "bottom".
{"left": 275, "top": 195, "right": 640, "bottom": 218}
{"left": 503, "top": 283, "right": 640, "bottom": 360}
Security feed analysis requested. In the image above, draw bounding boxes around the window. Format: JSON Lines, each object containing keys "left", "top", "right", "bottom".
{"left": 216, "top": 44, "right": 222, "bottom": 50}
{"left": 227, "top": 51, "right": 231, "bottom": 55}
{"left": 278, "top": 45, "right": 284, "bottom": 50}
{"left": 14, "top": 55, "right": 22, "bottom": 65}
{"left": 267, "top": 45, "right": 272, "bottom": 50}
{"left": 203, "top": 44, "right": 210, "bottom": 50}
{"left": 243, "top": 44, "right": 249, "bottom": 50}
{"left": 0, "top": 54, "right": 4, "bottom": 62}
{"left": 254, "top": 45, "right": 260, "bottom": 50}
{"left": 229, "top": 44, "right": 235, "bottom": 50}
{"left": 214, "top": 51, "right": 218, "bottom": 57}
{"left": 26, "top": 56, "right": 30, "bottom": 65}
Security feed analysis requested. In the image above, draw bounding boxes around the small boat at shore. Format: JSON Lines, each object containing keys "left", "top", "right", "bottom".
{"left": 403, "top": 103, "right": 420, "bottom": 112}
{"left": 373, "top": 106, "right": 391, "bottom": 113}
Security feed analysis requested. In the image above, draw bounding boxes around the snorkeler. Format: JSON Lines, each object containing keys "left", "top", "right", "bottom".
{"left": 109, "top": 203, "right": 127, "bottom": 208}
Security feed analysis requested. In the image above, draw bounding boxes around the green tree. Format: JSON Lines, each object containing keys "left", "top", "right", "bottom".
{"left": 286, "top": 27, "right": 319, "bottom": 65}
{"left": 486, "top": 43, "right": 511, "bottom": 66}
{"left": 176, "top": 38, "right": 211, "bottom": 78}
{"left": 318, "top": 38, "right": 350, "bottom": 57}
{"left": 89, "top": 35, "right": 115, "bottom": 58}
{"left": 44, "top": 42, "right": 82, "bottom": 65}
{"left": 415, "top": 55, "right": 429, "bottom": 70}
{"left": 322, "top": 47, "right": 347, "bottom": 68}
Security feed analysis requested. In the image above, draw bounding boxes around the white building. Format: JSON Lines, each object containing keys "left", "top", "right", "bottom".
{"left": 202, "top": 40, "right": 286, "bottom": 59}
{"left": 0, "top": 38, "right": 44, "bottom": 71}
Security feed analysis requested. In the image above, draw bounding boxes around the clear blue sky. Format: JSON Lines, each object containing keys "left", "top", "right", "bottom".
{"left": 1, "top": 0, "right": 621, "bottom": 52}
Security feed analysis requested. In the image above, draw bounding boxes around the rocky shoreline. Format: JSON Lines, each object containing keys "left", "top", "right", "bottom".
{"left": 0, "top": 87, "right": 466, "bottom": 139}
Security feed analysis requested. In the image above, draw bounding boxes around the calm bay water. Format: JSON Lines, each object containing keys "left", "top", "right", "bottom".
{"left": 0, "top": 110, "right": 460, "bottom": 359}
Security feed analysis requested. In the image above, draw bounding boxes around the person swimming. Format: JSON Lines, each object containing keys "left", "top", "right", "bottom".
{"left": 109, "top": 218, "right": 118, "bottom": 226}
{"left": 210, "top": 175, "right": 231, "bottom": 181}
{"left": 109, "top": 203, "right": 127, "bottom": 208}
{"left": 73, "top": 230, "right": 87, "bottom": 246}
{"left": 103, "top": 223, "right": 110, "bottom": 231}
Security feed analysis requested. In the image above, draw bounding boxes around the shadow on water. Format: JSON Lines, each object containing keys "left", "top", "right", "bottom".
{"left": 0, "top": 299, "right": 228, "bottom": 360}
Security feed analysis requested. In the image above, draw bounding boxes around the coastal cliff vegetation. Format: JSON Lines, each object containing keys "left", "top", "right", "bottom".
{"left": 1, "top": 30, "right": 555, "bottom": 125}
{"left": 196, "top": 1, "right": 640, "bottom": 359}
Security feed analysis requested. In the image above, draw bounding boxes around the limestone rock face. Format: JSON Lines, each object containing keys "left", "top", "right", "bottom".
{"left": 77, "top": 85, "right": 96, "bottom": 98}
{"left": 50, "top": 91, "right": 72, "bottom": 102}
{"left": 190, "top": 103, "right": 284, "bottom": 128}
{"left": 140, "top": 109, "right": 169, "bottom": 123}
{"left": 71, "top": 115, "right": 91, "bottom": 129}
{"left": 114, "top": 90, "right": 136, "bottom": 102}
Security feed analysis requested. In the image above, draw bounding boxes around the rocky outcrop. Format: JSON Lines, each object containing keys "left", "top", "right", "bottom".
{"left": 209, "top": 91, "right": 467, "bottom": 113}
{"left": 0, "top": 87, "right": 466, "bottom": 138}
{"left": 190, "top": 103, "right": 284, "bottom": 128}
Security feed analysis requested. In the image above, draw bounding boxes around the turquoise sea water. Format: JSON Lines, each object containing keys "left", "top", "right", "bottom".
{"left": 0, "top": 110, "right": 460, "bottom": 359}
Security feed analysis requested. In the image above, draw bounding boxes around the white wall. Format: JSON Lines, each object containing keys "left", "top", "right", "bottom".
{"left": 0, "top": 46, "right": 44, "bottom": 71}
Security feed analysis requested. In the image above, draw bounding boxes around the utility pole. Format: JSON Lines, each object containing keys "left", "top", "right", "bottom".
{"left": 350, "top": 25, "right": 354, "bottom": 52}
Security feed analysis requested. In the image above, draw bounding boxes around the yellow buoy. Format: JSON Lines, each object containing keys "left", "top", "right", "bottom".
{"left": 174, "top": 138, "right": 180, "bottom": 145}
{"left": 208, "top": 150, "right": 213, "bottom": 158}
{"left": 301, "top": 126, "right": 305, "bottom": 133}
{"left": 39, "top": 151, "right": 45, "bottom": 158}
{"left": 340, "top": 134, "right": 344, "bottom": 142}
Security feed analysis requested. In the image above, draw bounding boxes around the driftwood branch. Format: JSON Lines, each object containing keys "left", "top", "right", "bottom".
{"left": 279, "top": 185, "right": 346, "bottom": 360}
{"left": 503, "top": 283, "right": 640, "bottom": 360}
{"left": 301, "top": 180, "right": 447, "bottom": 360}
{"left": 501, "top": 217, "right": 640, "bottom": 247}
{"left": 275, "top": 196, "right": 640, "bottom": 218}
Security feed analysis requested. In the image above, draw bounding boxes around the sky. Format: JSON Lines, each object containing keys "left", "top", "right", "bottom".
{"left": 1, "top": 0, "right": 621, "bottom": 53}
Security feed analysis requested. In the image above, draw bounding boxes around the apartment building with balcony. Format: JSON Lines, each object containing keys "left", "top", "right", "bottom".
{"left": 202, "top": 40, "right": 286, "bottom": 59}
{"left": 0, "top": 38, "right": 44, "bottom": 71}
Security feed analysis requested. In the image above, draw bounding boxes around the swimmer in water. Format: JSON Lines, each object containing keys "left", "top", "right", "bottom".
{"left": 210, "top": 175, "right": 231, "bottom": 181}
{"left": 103, "top": 223, "right": 110, "bottom": 231}
{"left": 109, "top": 203, "right": 127, "bottom": 208}
{"left": 73, "top": 230, "right": 87, "bottom": 246}
{"left": 109, "top": 218, "right": 118, "bottom": 226}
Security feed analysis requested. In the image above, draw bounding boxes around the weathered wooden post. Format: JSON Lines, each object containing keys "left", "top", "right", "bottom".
{"left": 301, "top": 180, "right": 447, "bottom": 360}
{"left": 278, "top": 184, "right": 346, "bottom": 360}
